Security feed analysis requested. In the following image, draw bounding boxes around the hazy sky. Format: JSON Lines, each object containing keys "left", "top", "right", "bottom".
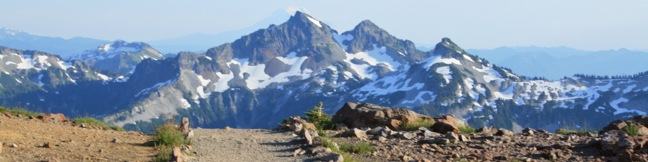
{"left": 1, "top": 0, "right": 647, "bottom": 50}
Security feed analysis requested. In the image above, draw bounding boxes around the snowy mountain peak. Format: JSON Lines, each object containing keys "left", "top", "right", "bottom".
{"left": 288, "top": 11, "right": 324, "bottom": 28}
{"left": 75, "top": 40, "right": 163, "bottom": 76}
{"left": 96, "top": 40, "right": 152, "bottom": 53}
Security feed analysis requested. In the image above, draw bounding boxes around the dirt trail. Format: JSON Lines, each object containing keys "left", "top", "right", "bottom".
{"left": 0, "top": 114, "right": 155, "bottom": 162}
{"left": 189, "top": 128, "right": 306, "bottom": 162}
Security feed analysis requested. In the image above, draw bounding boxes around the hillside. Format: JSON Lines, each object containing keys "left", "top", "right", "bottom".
{"left": 0, "top": 111, "right": 155, "bottom": 161}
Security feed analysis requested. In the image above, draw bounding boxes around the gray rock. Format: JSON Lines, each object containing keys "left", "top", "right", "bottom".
{"left": 522, "top": 128, "right": 535, "bottom": 136}
{"left": 308, "top": 146, "right": 331, "bottom": 155}
{"left": 321, "top": 153, "right": 344, "bottom": 162}
{"left": 341, "top": 128, "right": 368, "bottom": 140}
{"left": 303, "top": 129, "right": 315, "bottom": 145}
{"left": 420, "top": 138, "right": 450, "bottom": 145}
{"left": 495, "top": 129, "right": 514, "bottom": 136}
{"left": 399, "top": 132, "right": 417, "bottom": 140}
{"left": 367, "top": 127, "right": 385, "bottom": 135}
{"left": 445, "top": 132, "right": 460, "bottom": 142}
{"left": 293, "top": 148, "right": 306, "bottom": 157}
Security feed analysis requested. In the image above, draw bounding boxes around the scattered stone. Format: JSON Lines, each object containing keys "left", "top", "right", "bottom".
{"left": 111, "top": 138, "right": 119, "bottom": 143}
{"left": 293, "top": 148, "right": 306, "bottom": 157}
{"left": 321, "top": 153, "right": 344, "bottom": 162}
{"left": 477, "top": 127, "right": 497, "bottom": 136}
{"left": 399, "top": 132, "right": 417, "bottom": 140}
{"left": 308, "top": 146, "right": 331, "bottom": 155}
{"left": 445, "top": 132, "right": 460, "bottom": 142}
{"left": 341, "top": 128, "right": 368, "bottom": 140}
{"left": 377, "top": 136, "right": 388, "bottom": 143}
{"left": 11, "top": 143, "right": 18, "bottom": 148}
{"left": 420, "top": 138, "right": 450, "bottom": 145}
{"left": 37, "top": 113, "right": 67, "bottom": 123}
{"left": 422, "top": 130, "right": 440, "bottom": 138}
{"left": 41, "top": 142, "right": 52, "bottom": 148}
{"left": 458, "top": 134, "right": 470, "bottom": 142}
{"left": 495, "top": 129, "right": 514, "bottom": 136}
{"left": 80, "top": 123, "right": 88, "bottom": 128}
{"left": 522, "top": 128, "right": 535, "bottom": 136}
{"left": 401, "top": 155, "right": 414, "bottom": 161}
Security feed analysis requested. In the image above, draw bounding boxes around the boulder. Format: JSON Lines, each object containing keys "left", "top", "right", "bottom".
{"left": 332, "top": 102, "right": 432, "bottom": 130}
{"left": 303, "top": 129, "right": 315, "bottom": 145}
{"left": 430, "top": 115, "right": 466, "bottom": 134}
{"left": 179, "top": 117, "right": 190, "bottom": 136}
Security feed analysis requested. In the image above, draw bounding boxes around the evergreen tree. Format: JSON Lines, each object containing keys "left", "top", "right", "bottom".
{"left": 305, "top": 102, "right": 333, "bottom": 130}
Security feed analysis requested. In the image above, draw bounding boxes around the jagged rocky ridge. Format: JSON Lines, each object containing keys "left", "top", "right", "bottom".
{"left": 0, "top": 11, "right": 647, "bottom": 132}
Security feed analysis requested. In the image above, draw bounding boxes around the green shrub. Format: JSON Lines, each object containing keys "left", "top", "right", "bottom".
{"left": 339, "top": 141, "right": 375, "bottom": 155}
{"left": 74, "top": 117, "right": 124, "bottom": 131}
{"left": 401, "top": 118, "right": 435, "bottom": 131}
{"left": 305, "top": 102, "right": 335, "bottom": 130}
{"left": 623, "top": 123, "right": 641, "bottom": 136}
{"left": 459, "top": 125, "right": 476, "bottom": 134}
{"left": 155, "top": 123, "right": 187, "bottom": 147}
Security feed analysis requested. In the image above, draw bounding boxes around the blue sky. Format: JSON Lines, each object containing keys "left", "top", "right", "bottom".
{"left": 1, "top": 0, "right": 647, "bottom": 50}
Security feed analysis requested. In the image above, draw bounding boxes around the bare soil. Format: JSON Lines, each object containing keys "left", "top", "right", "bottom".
{"left": 0, "top": 114, "right": 155, "bottom": 162}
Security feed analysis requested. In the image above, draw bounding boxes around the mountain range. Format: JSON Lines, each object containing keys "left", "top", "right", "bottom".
{"left": 0, "top": 11, "right": 647, "bottom": 132}
{"left": 469, "top": 47, "right": 648, "bottom": 79}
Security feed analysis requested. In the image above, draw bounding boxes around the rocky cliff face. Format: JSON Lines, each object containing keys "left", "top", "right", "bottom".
{"left": 0, "top": 11, "right": 647, "bottom": 132}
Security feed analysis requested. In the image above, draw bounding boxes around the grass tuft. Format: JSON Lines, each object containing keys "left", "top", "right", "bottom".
{"left": 623, "top": 123, "right": 641, "bottom": 136}
{"left": 74, "top": 117, "right": 124, "bottom": 131}
{"left": 556, "top": 128, "right": 592, "bottom": 136}
{"left": 0, "top": 107, "right": 39, "bottom": 117}
{"left": 459, "top": 125, "right": 476, "bottom": 134}
{"left": 401, "top": 118, "right": 435, "bottom": 131}
{"left": 339, "top": 141, "right": 375, "bottom": 155}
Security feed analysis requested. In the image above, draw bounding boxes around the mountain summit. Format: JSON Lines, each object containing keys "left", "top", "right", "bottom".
{"left": 0, "top": 12, "right": 646, "bottom": 133}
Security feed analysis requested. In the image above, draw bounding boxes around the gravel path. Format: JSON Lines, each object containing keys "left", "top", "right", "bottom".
{"left": 189, "top": 128, "right": 306, "bottom": 162}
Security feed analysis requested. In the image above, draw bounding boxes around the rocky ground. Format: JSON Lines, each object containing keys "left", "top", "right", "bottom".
{"left": 0, "top": 113, "right": 155, "bottom": 162}
{"left": 188, "top": 128, "right": 307, "bottom": 162}
{"left": 280, "top": 102, "right": 648, "bottom": 162}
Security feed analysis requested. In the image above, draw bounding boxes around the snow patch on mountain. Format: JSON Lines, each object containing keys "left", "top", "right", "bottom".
{"left": 436, "top": 66, "right": 452, "bottom": 84}
{"left": 306, "top": 15, "right": 322, "bottom": 28}
{"left": 344, "top": 45, "right": 401, "bottom": 79}
{"left": 424, "top": 56, "right": 462, "bottom": 70}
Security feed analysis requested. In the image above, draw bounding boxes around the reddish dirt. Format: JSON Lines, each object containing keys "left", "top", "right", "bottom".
{"left": 0, "top": 114, "right": 155, "bottom": 162}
